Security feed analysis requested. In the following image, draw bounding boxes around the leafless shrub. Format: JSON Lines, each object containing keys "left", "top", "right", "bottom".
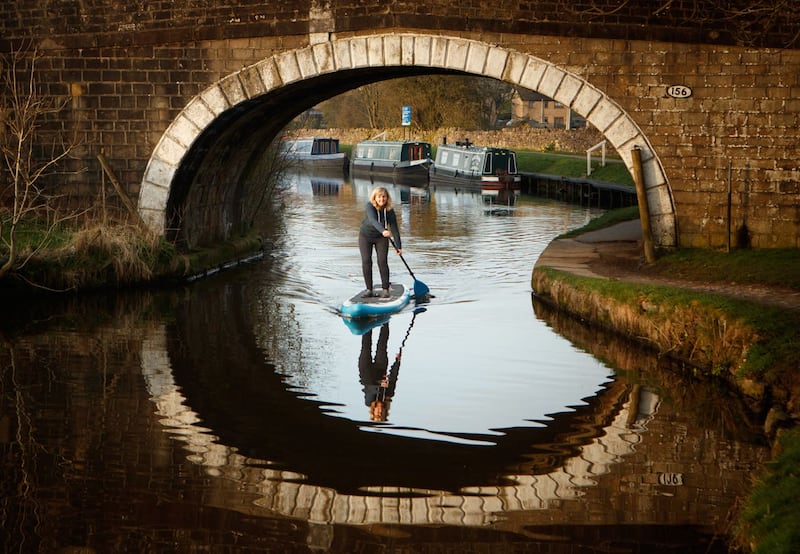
{"left": 0, "top": 45, "right": 83, "bottom": 280}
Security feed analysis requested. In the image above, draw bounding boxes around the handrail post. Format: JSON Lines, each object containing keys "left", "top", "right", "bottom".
{"left": 631, "top": 146, "right": 656, "bottom": 263}
{"left": 586, "top": 139, "right": 607, "bottom": 176}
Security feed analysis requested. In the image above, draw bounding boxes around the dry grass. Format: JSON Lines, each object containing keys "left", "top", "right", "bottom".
{"left": 532, "top": 267, "right": 787, "bottom": 379}
{"left": 18, "top": 223, "right": 177, "bottom": 291}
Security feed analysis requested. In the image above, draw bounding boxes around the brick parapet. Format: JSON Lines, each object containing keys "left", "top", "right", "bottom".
{"left": 3, "top": 1, "right": 798, "bottom": 51}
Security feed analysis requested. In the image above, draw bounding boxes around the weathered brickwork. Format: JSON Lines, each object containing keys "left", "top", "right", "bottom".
{"left": 1, "top": 2, "right": 798, "bottom": 248}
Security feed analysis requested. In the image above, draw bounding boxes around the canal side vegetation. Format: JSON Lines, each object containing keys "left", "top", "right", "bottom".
{"left": 513, "top": 149, "right": 634, "bottom": 186}
{"left": 534, "top": 206, "right": 800, "bottom": 554}
{"left": 532, "top": 264, "right": 800, "bottom": 381}
{"left": 737, "top": 425, "right": 800, "bottom": 554}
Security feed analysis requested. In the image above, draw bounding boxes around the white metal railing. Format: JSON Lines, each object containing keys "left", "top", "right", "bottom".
{"left": 586, "top": 140, "right": 607, "bottom": 176}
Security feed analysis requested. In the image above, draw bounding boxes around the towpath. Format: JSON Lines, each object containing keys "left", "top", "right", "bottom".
{"left": 534, "top": 220, "right": 800, "bottom": 311}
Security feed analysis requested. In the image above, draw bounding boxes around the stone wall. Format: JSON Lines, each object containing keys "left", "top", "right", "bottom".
{"left": 286, "top": 127, "right": 607, "bottom": 154}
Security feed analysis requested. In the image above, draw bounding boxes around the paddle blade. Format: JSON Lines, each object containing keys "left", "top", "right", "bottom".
{"left": 413, "top": 279, "right": 430, "bottom": 298}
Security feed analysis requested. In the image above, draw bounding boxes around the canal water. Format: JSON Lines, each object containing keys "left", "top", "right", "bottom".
{"left": 1, "top": 170, "right": 768, "bottom": 553}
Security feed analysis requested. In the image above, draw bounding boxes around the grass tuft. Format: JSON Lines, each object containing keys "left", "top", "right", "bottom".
{"left": 737, "top": 426, "right": 800, "bottom": 554}
{"left": 19, "top": 224, "right": 178, "bottom": 290}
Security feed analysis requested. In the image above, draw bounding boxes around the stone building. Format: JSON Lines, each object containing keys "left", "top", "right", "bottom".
{"left": 511, "top": 89, "right": 586, "bottom": 129}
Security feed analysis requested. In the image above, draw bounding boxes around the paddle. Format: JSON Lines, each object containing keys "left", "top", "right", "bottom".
{"left": 388, "top": 237, "right": 430, "bottom": 298}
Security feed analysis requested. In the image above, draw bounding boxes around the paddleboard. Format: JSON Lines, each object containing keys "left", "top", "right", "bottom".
{"left": 341, "top": 313, "right": 392, "bottom": 335}
{"left": 339, "top": 283, "right": 411, "bottom": 320}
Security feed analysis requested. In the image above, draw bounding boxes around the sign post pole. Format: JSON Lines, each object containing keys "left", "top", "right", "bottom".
{"left": 402, "top": 105, "right": 411, "bottom": 140}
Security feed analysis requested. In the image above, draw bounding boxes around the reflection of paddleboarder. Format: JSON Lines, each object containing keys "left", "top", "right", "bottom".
{"left": 358, "top": 323, "right": 401, "bottom": 421}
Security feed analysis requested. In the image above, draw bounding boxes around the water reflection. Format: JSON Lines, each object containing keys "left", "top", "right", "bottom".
{"left": 359, "top": 322, "right": 396, "bottom": 422}
{"left": 285, "top": 170, "right": 345, "bottom": 196}
{"left": 160, "top": 278, "right": 635, "bottom": 495}
{"left": 0, "top": 170, "right": 770, "bottom": 552}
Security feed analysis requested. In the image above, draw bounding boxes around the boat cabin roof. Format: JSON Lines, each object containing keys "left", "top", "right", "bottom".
{"left": 353, "top": 140, "right": 432, "bottom": 161}
{"left": 280, "top": 137, "right": 340, "bottom": 155}
{"left": 434, "top": 143, "right": 518, "bottom": 175}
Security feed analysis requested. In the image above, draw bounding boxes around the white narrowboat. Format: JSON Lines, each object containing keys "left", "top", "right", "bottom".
{"left": 350, "top": 139, "right": 432, "bottom": 186}
{"left": 429, "top": 140, "right": 521, "bottom": 196}
{"left": 279, "top": 137, "right": 349, "bottom": 175}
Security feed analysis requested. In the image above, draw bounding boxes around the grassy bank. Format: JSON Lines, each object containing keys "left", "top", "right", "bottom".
{"left": 514, "top": 150, "right": 634, "bottom": 186}
{"left": 532, "top": 267, "right": 800, "bottom": 554}
{"left": 1, "top": 220, "right": 265, "bottom": 293}
{"left": 737, "top": 426, "right": 800, "bottom": 554}
{"left": 559, "top": 207, "right": 800, "bottom": 289}
{"left": 534, "top": 208, "right": 800, "bottom": 554}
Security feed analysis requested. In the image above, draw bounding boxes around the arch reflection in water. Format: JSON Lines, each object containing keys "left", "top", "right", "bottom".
{"left": 141, "top": 306, "right": 651, "bottom": 527}
{"left": 127, "top": 173, "right": 769, "bottom": 549}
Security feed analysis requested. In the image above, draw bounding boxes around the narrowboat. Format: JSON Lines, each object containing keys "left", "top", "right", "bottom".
{"left": 350, "top": 139, "right": 432, "bottom": 186}
{"left": 279, "top": 136, "right": 349, "bottom": 175}
{"left": 429, "top": 140, "right": 521, "bottom": 196}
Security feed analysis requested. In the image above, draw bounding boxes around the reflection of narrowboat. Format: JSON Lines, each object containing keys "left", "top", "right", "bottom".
{"left": 283, "top": 171, "right": 344, "bottom": 196}
{"left": 351, "top": 174, "right": 431, "bottom": 205}
{"left": 350, "top": 139, "right": 432, "bottom": 186}
{"left": 429, "top": 140, "right": 521, "bottom": 196}
{"left": 279, "top": 137, "right": 349, "bottom": 175}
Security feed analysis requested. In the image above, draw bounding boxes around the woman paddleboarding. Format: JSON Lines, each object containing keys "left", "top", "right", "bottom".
{"left": 358, "top": 186, "right": 401, "bottom": 299}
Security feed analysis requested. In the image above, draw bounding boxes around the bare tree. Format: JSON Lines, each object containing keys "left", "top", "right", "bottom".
{"left": 357, "top": 84, "right": 383, "bottom": 129}
{"left": 0, "top": 46, "right": 78, "bottom": 280}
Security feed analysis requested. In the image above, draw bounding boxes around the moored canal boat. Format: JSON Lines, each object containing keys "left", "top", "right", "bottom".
{"left": 279, "top": 136, "right": 349, "bottom": 175}
{"left": 350, "top": 139, "right": 432, "bottom": 186}
{"left": 429, "top": 140, "right": 521, "bottom": 197}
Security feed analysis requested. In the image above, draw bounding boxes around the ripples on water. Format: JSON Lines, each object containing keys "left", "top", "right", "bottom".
{"left": 0, "top": 170, "right": 769, "bottom": 552}
{"left": 266, "top": 174, "right": 614, "bottom": 442}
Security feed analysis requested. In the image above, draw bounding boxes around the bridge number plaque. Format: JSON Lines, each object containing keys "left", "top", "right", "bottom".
{"left": 658, "top": 472, "right": 684, "bottom": 486}
{"left": 666, "top": 85, "right": 693, "bottom": 98}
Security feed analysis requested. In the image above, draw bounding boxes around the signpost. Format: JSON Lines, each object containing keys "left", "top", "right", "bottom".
{"left": 402, "top": 105, "right": 411, "bottom": 139}
{"left": 402, "top": 105, "right": 412, "bottom": 126}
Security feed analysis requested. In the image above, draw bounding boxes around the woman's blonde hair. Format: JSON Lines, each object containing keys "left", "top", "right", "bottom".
{"left": 369, "top": 187, "right": 393, "bottom": 210}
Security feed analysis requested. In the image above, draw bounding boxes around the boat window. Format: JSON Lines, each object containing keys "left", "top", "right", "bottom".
{"left": 408, "top": 144, "right": 425, "bottom": 161}
{"left": 440, "top": 151, "right": 449, "bottom": 165}
{"left": 452, "top": 153, "right": 461, "bottom": 168}
{"left": 509, "top": 153, "right": 517, "bottom": 173}
{"left": 469, "top": 154, "right": 481, "bottom": 174}
{"left": 484, "top": 154, "right": 492, "bottom": 174}
{"left": 313, "top": 139, "right": 338, "bottom": 154}
{"left": 388, "top": 147, "right": 399, "bottom": 161}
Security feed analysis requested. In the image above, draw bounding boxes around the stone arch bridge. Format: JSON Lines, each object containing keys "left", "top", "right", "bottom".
{"left": 2, "top": 2, "right": 798, "bottom": 249}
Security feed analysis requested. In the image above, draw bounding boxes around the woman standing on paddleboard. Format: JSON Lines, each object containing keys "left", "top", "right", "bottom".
{"left": 359, "top": 186, "right": 402, "bottom": 298}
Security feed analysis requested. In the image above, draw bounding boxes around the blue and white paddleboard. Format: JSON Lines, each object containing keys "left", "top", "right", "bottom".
{"left": 339, "top": 283, "right": 411, "bottom": 320}
{"left": 341, "top": 313, "right": 392, "bottom": 335}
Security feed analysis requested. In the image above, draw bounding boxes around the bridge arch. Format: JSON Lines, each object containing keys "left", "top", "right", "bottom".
{"left": 138, "top": 33, "right": 676, "bottom": 248}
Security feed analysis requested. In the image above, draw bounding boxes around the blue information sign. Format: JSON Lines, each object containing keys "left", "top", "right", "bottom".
{"left": 402, "top": 105, "right": 411, "bottom": 126}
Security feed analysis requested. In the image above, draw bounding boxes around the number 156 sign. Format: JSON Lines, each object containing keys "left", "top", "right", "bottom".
{"left": 666, "top": 85, "right": 693, "bottom": 98}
